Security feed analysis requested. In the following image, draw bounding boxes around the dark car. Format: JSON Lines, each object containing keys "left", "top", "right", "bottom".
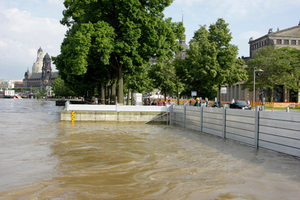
{"left": 229, "top": 100, "right": 251, "bottom": 110}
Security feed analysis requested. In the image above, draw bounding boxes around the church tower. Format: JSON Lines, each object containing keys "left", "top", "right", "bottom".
{"left": 178, "top": 11, "right": 189, "bottom": 59}
{"left": 32, "top": 47, "right": 43, "bottom": 73}
{"left": 41, "top": 52, "right": 52, "bottom": 90}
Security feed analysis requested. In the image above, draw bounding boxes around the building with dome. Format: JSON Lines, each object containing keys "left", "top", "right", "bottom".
{"left": 23, "top": 47, "right": 58, "bottom": 90}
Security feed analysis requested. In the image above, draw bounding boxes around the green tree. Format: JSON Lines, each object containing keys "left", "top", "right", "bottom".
{"left": 52, "top": 76, "right": 74, "bottom": 97}
{"left": 208, "top": 18, "right": 247, "bottom": 106}
{"left": 176, "top": 19, "right": 246, "bottom": 106}
{"left": 176, "top": 25, "right": 218, "bottom": 96}
{"left": 149, "top": 60, "right": 180, "bottom": 101}
{"left": 243, "top": 46, "right": 300, "bottom": 102}
{"left": 36, "top": 90, "right": 46, "bottom": 99}
{"left": 53, "top": 0, "right": 184, "bottom": 104}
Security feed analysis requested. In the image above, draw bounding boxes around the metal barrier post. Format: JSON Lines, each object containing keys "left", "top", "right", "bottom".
{"left": 286, "top": 107, "right": 289, "bottom": 113}
{"left": 254, "top": 106, "right": 260, "bottom": 149}
{"left": 184, "top": 105, "right": 186, "bottom": 128}
{"left": 169, "top": 105, "right": 173, "bottom": 125}
{"left": 222, "top": 106, "right": 226, "bottom": 138}
{"left": 200, "top": 107, "right": 203, "bottom": 132}
{"left": 65, "top": 101, "right": 70, "bottom": 111}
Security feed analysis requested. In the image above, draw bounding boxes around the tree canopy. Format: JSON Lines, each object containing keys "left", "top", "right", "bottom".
{"left": 53, "top": 0, "right": 184, "bottom": 103}
{"left": 243, "top": 46, "right": 300, "bottom": 102}
{"left": 175, "top": 18, "right": 246, "bottom": 105}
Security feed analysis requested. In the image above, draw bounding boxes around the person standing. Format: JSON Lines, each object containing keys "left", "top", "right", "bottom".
{"left": 157, "top": 99, "right": 163, "bottom": 106}
{"left": 151, "top": 99, "right": 157, "bottom": 105}
{"left": 205, "top": 97, "right": 209, "bottom": 107}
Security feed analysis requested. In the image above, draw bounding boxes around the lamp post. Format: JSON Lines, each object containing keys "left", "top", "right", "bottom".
{"left": 253, "top": 68, "right": 264, "bottom": 109}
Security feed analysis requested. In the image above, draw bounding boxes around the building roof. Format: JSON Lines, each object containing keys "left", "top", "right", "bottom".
{"left": 30, "top": 73, "right": 42, "bottom": 79}
{"left": 44, "top": 52, "right": 51, "bottom": 59}
{"left": 27, "top": 72, "right": 58, "bottom": 79}
{"left": 249, "top": 24, "right": 300, "bottom": 43}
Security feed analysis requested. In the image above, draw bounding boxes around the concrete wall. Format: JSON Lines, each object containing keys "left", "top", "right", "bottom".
{"left": 61, "top": 110, "right": 169, "bottom": 124}
{"left": 172, "top": 105, "right": 300, "bottom": 157}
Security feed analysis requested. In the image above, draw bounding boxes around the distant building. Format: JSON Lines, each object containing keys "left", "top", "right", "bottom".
{"left": 0, "top": 80, "right": 14, "bottom": 89}
{"left": 23, "top": 47, "right": 58, "bottom": 90}
{"left": 221, "top": 23, "right": 300, "bottom": 103}
{"left": 177, "top": 33, "right": 189, "bottom": 60}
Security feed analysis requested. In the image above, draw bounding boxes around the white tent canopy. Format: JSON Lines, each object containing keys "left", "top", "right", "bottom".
{"left": 149, "top": 95, "right": 164, "bottom": 99}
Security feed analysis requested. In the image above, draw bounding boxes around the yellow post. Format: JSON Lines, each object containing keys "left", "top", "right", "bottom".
{"left": 72, "top": 111, "right": 75, "bottom": 123}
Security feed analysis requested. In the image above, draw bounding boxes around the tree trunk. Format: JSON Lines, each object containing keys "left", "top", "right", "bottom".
{"left": 131, "top": 89, "right": 134, "bottom": 105}
{"left": 118, "top": 66, "right": 123, "bottom": 104}
{"left": 127, "top": 88, "right": 130, "bottom": 105}
{"left": 218, "top": 84, "right": 221, "bottom": 108}
{"left": 177, "top": 85, "right": 179, "bottom": 105}
{"left": 111, "top": 79, "right": 117, "bottom": 105}
{"left": 270, "top": 86, "right": 274, "bottom": 103}
{"left": 105, "top": 82, "right": 109, "bottom": 105}
{"left": 100, "top": 84, "right": 105, "bottom": 104}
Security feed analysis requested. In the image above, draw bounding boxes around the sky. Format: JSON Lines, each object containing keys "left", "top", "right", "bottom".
{"left": 0, "top": 0, "right": 299, "bottom": 80}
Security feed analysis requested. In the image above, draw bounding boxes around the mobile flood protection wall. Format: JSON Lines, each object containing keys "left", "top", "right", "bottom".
{"left": 61, "top": 101, "right": 171, "bottom": 124}
{"left": 171, "top": 105, "right": 300, "bottom": 158}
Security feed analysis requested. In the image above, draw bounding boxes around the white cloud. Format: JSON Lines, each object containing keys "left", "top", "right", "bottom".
{"left": 0, "top": 40, "right": 7, "bottom": 47}
{"left": 47, "top": 0, "right": 64, "bottom": 8}
{"left": 239, "top": 31, "right": 263, "bottom": 40}
{"left": 173, "top": 0, "right": 300, "bottom": 21}
{"left": 0, "top": 6, "right": 67, "bottom": 79}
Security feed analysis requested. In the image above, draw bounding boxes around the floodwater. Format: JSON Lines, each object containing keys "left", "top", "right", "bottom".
{"left": 0, "top": 99, "right": 299, "bottom": 199}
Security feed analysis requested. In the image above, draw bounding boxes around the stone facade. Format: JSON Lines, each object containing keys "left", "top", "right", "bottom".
{"left": 23, "top": 47, "right": 58, "bottom": 90}
{"left": 32, "top": 47, "right": 43, "bottom": 73}
{"left": 220, "top": 24, "right": 300, "bottom": 103}
{"left": 177, "top": 34, "right": 189, "bottom": 59}
{"left": 249, "top": 25, "right": 300, "bottom": 57}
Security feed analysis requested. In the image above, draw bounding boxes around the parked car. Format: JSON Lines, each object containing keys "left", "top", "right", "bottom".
{"left": 229, "top": 100, "right": 251, "bottom": 110}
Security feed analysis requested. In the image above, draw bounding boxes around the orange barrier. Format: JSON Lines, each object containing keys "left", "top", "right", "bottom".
{"left": 143, "top": 98, "right": 300, "bottom": 108}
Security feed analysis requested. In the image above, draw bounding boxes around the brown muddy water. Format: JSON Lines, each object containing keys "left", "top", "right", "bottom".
{"left": 0, "top": 99, "right": 299, "bottom": 199}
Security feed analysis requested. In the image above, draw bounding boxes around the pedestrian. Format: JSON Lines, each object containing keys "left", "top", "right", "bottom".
{"left": 167, "top": 100, "right": 171, "bottom": 105}
{"left": 194, "top": 100, "right": 200, "bottom": 106}
{"left": 205, "top": 97, "right": 209, "bottom": 107}
{"left": 157, "top": 99, "right": 163, "bottom": 106}
{"left": 231, "top": 98, "right": 235, "bottom": 104}
{"left": 151, "top": 99, "right": 157, "bottom": 105}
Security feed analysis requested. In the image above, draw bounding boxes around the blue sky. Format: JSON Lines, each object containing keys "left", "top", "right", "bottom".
{"left": 0, "top": 0, "right": 299, "bottom": 80}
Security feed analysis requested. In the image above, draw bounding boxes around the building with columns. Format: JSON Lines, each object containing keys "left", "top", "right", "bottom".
{"left": 220, "top": 23, "right": 300, "bottom": 103}
{"left": 23, "top": 47, "right": 58, "bottom": 90}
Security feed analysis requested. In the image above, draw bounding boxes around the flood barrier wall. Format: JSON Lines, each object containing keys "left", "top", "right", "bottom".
{"left": 171, "top": 105, "right": 300, "bottom": 157}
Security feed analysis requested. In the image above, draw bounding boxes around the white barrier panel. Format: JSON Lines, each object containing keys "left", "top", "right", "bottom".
{"left": 65, "top": 102, "right": 169, "bottom": 112}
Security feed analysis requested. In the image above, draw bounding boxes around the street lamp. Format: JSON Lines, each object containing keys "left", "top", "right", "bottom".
{"left": 253, "top": 68, "right": 264, "bottom": 109}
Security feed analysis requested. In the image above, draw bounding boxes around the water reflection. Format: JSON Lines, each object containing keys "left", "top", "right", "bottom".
{"left": 0, "top": 99, "right": 299, "bottom": 199}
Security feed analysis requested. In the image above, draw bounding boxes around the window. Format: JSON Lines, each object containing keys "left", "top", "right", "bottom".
{"left": 291, "top": 40, "right": 296, "bottom": 45}
{"left": 298, "top": 40, "right": 300, "bottom": 45}
{"left": 264, "top": 40, "right": 267, "bottom": 45}
{"left": 284, "top": 40, "right": 289, "bottom": 45}
{"left": 277, "top": 39, "right": 282, "bottom": 44}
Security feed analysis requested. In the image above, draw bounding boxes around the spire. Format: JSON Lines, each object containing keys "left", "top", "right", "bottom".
{"left": 182, "top": 10, "right": 184, "bottom": 24}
